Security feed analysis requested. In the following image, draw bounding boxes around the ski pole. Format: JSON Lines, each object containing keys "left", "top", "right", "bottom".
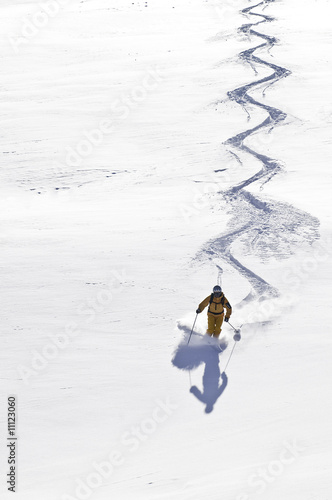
{"left": 227, "top": 321, "right": 241, "bottom": 334}
{"left": 187, "top": 313, "right": 198, "bottom": 345}
{"left": 222, "top": 323, "right": 241, "bottom": 373}
{"left": 223, "top": 341, "right": 237, "bottom": 373}
{"left": 226, "top": 321, "right": 241, "bottom": 343}
{"left": 222, "top": 322, "right": 241, "bottom": 372}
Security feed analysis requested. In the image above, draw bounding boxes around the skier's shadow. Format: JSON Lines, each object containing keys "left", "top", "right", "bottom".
{"left": 172, "top": 323, "right": 228, "bottom": 413}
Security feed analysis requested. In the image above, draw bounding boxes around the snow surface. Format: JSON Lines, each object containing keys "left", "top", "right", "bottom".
{"left": 1, "top": 0, "right": 332, "bottom": 499}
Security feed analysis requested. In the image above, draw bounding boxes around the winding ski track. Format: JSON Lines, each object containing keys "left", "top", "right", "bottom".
{"left": 201, "top": 0, "right": 319, "bottom": 301}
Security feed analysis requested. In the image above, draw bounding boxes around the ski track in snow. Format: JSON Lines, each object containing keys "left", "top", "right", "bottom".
{"left": 200, "top": 0, "right": 319, "bottom": 301}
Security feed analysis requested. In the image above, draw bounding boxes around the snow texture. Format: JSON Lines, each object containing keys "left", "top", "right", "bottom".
{"left": 1, "top": 0, "right": 332, "bottom": 499}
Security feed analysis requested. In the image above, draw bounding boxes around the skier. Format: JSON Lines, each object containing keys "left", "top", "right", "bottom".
{"left": 196, "top": 285, "right": 232, "bottom": 338}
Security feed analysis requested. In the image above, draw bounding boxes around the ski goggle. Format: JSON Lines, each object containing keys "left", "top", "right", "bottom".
{"left": 213, "top": 291, "right": 222, "bottom": 297}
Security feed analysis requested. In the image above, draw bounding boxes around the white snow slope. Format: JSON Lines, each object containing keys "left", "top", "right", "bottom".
{"left": 1, "top": 0, "right": 332, "bottom": 499}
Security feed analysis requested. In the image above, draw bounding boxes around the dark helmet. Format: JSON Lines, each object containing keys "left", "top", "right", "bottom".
{"left": 213, "top": 285, "right": 222, "bottom": 297}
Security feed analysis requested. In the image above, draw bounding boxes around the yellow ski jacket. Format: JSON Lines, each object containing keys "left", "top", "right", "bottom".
{"left": 198, "top": 293, "right": 232, "bottom": 318}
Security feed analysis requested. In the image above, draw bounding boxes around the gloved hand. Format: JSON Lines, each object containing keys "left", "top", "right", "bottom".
{"left": 196, "top": 308, "right": 201, "bottom": 314}
{"left": 224, "top": 317, "right": 229, "bottom": 322}
{"left": 233, "top": 332, "right": 241, "bottom": 342}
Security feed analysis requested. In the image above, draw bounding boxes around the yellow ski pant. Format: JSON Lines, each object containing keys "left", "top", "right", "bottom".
{"left": 207, "top": 313, "right": 224, "bottom": 337}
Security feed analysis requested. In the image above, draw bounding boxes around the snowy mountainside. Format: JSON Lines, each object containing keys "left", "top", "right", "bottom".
{"left": 1, "top": 1, "right": 332, "bottom": 499}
